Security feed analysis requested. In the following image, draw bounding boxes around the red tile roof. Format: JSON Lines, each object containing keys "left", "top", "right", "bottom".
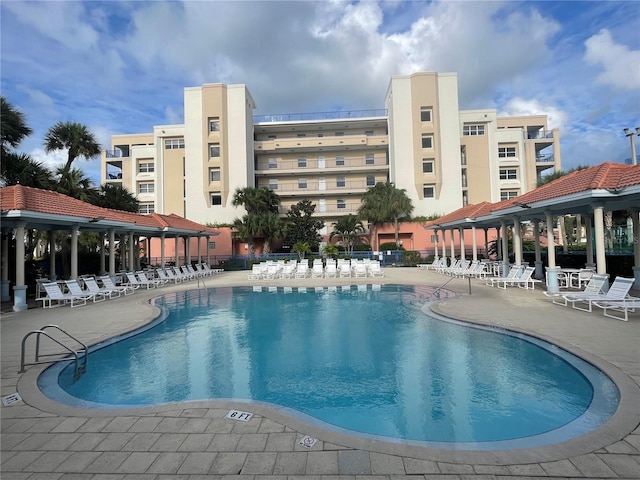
{"left": 1, "top": 185, "right": 213, "bottom": 234}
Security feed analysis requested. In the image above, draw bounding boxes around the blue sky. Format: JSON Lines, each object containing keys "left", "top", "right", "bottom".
{"left": 1, "top": 0, "right": 639, "bottom": 185}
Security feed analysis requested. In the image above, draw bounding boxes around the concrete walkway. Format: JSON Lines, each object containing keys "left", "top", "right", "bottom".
{"left": 1, "top": 267, "right": 639, "bottom": 479}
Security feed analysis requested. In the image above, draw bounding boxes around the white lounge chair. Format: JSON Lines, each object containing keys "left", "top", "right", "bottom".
{"left": 65, "top": 279, "right": 105, "bottom": 303}
{"left": 494, "top": 266, "right": 536, "bottom": 289}
{"left": 295, "top": 263, "right": 309, "bottom": 278}
{"left": 157, "top": 268, "right": 181, "bottom": 284}
{"left": 311, "top": 263, "right": 324, "bottom": 278}
{"left": 83, "top": 277, "right": 121, "bottom": 299}
{"left": 563, "top": 276, "right": 636, "bottom": 312}
{"left": 100, "top": 275, "right": 135, "bottom": 295}
{"left": 548, "top": 274, "right": 608, "bottom": 304}
{"left": 369, "top": 262, "right": 384, "bottom": 278}
{"left": 593, "top": 298, "right": 640, "bottom": 322}
{"left": 126, "top": 272, "right": 156, "bottom": 289}
{"left": 324, "top": 263, "right": 337, "bottom": 278}
{"left": 339, "top": 263, "right": 352, "bottom": 278}
{"left": 485, "top": 265, "right": 525, "bottom": 287}
{"left": 36, "top": 282, "right": 92, "bottom": 308}
{"left": 138, "top": 271, "right": 165, "bottom": 287}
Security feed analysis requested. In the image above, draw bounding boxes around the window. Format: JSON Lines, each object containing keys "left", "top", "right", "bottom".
{"left": 366, "top": 175, "right": 375, "bottom": 187}
{"left": 211, "top": 193, "right": 222, "bottom": 205}
{"left": 498, "top": 147, "right": 517, "bottom": 158}
{"left": 336, "top": 176, "right": 346, "bottom": 187}
{"left": 268, "top": 158, "right": 277, "bottom": 169}
{"left": 365, "top": 153, "right": 375, "bottom": 165}
{"left": 139, "top": 162, "right": 154, "bottom": 173}
{"left": 317, "top": 133, "right": 324, "bottom": 137}
{"left": 269, "top": 179, "right": 278, "bottom": 190}
{"left": 139, "top": 203, "right": 154, "bottom": 214}
{"left": 138, "top": 183, "right": 154, "bottom": 194}
{"left": 499, "top": 168, "right": 517, "bottom": 180}
{"left": 463, "top": 124, "right": 485, "bottom": 136}
{"left": 165, "top": 138, "right": 184, "bottom": 149}
{"left": 336, "top": 155, "right": 345, "bottom": 166}
{"left": 208, "top": 241, "right": 216, "bottom": 249}
{"left": 500, "top": 190, "right": 519, "bottom": 201}
{"left": 297, "top": 157, "right": 307, "bottom": 168}
{"left": 462, "top": 191, "right": 469, "bottom": 206}
{"left": 335, "top": 132, "right": 344, "bottom": 136}
{"left": 337, "top": 199, "right": 346, "bottom": 209}
{"left": 209, "top": 143, "right": 220, "bottom": 158}
{"left": 209, "top": 168, "right": 221, "bottom": 182}
{"left": 208, "top": 117, "right": 220, "bottom": 132}
{"left": 422, "top": 159, "right": 434, "bottom": 173}
{"left": 420, "top": 107, "right": 432, "bottom": 122}
{"left": 298, "top": 178, "right": 307, "bottom": 189}
{"left": 268, "top": 134, "right": 276, "bottom": 139}
{"left": 423, "top": 185, "right": 435, "bottom": 198}
{"left": 421, "top": 134, "right": 433, "bottom": 149}
{"left": 365, "top": 130, "right": 374, "bottom": 136}
{"left": 297, "top": 133, "right": 306, "bottom": 138}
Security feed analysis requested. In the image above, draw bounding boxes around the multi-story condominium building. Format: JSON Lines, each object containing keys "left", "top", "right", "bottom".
{"left": 102, "top": 72, "right": 560, "bottom": 235}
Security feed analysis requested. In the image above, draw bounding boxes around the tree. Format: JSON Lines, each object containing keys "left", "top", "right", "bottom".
{"left": 292, "top": 241, "right": 311, "bottom": 260}
{"left": 44, "top": 121, "right": 101, "bottom": 177}
{"left": 1, "top": 96, "right": 33, "bottom": 159}
{"left": 54, "top": 166, "right": 98, "bottom": 203}
{"left": 0, "top": 152, "right": 54, "bottom": 189}
{"left": 537, "top": 165, "right": 589, "bottom": 187}
{"left": 329, "top": 214, "right": 365, "bottom": 255}
{"left": 232, "top": 186, "right": 280, "bottom": 214}
{"left": 231, "top": 187, "right": 283, "bottom": 254}
{"left": 257, "top": 212, "right": 285, "bottom": 254}
{"left": 283, "top": 199, "right": 323, "bottom": 250}
{"left": 94, "top": 184, "right": 139, "bottom": 212}
{"left": 358, "top": 182, "right": 413, "bottom": 248}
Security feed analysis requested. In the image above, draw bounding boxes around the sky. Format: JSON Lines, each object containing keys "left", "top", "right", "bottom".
{"left": 1, "top": 0, "right": 639, "bottom": 185}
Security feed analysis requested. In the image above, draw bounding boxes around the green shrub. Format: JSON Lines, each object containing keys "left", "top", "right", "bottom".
{"left": 402, "top": 250, "right": 422, "bottom": 266}
{"left": 379, "top": 242, "right": 404, "bottom": 251}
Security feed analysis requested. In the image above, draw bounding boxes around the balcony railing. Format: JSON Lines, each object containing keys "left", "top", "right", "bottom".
{"left": 279, "top": 204, "right": 361, "bottom": 215}
{"left": 536, "top": 154, "right": 555, "bottom": 163}
{"left": 265, "top": 180, "right": 372, "bottom": 194}
{"left": 254, "top": 109, "right": 388, "bottom": 123}
{"left": 527, "top": 130, "right": 554, "bottom": 140}
{"left": 105, "top": 150, "right": 129, "bottom": 158}
{"left": 106, "top": 172, "right": 123, "bottom": 180}
{"left": 256, "top": 157, "right": 388, "bottom": 171}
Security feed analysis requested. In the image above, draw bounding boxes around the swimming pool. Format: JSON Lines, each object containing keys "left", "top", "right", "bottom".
{"left": 39, "top": 285, "right": 620, "bottom": 450}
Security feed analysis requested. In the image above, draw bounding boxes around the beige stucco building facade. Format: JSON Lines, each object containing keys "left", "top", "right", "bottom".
{"left": 102, "top": 71, "right": 560, "bottom": 234}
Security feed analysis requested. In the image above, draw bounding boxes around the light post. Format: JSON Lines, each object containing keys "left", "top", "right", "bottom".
{"left": 623, "top": 127, "right": 639, "bottom": 165}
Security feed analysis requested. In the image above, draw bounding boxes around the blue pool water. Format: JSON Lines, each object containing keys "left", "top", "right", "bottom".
{"left": 39, "top": 285, "right": 619, "bottom": 449}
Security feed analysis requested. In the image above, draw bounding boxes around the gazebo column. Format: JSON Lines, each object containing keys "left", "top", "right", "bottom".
{"left": 440, "top": 229, "right": 446, "bottom": 263}
{"left": 496, "top": 226, "right": 502, "bottom": 260}
{"left": 632, "top": 208, "right": 640, "bottom": 288}
{"left": 13, "top": 222, "right": 28, "bottom": 312}
{"left": 458, "top": 227, "right": 466, "bottom": 261}
{"left": 500, "top": 220, "right": 509, "bottom": 276}
{"left": 160, "top": 232, "right": 166, "bottom": 268}
{"left": 197, "top": 235, "right": 202, "bottom": 263}
{"left": 185, "top": 235, "right": 191, "bottom": 265}
{"left": 206, "top": 235, "right": 211, "bottom": 265}
{"left": 545, "top": 211, "right": 560, "bottom": 293}
{"left": 593, "top": 204, "right": 607, "bottom": 277}
{"left": 70, "top": 225, "right": 79, "bottom": 279}
{"left": 483, "top": 227, "right": 489, "bottom": 259}
{"left": 585, "top": 216, "right": 595, "bottom": 268}
{"left": 99, "top": 232, "right": 106, "bottom": 275}
{"left": 48, "top": 230, "right": 56, "bottom": 280}
{"left": 433, "top": 230, "right": 439, "bottom": 260}
{"left": 175, "top": 235, "right": 180, "bottom": 266}
{"left": 128, "top": 231, "right": 135, "bottom": 271}
{"left": 108, "top": 229, "right": 116, "bottom": 275}
{"left": 513, "top": 216, "right": 522, "bottom": 266}
{"left": 471, "top": 225, "right": 478, "bottom": 262}
{"left": 533, "top": 219, "right": 543, "bottom": 279}
{"left": 449, "top": 228, "right": 455, "bottom": 264}
{"left": 1, "top": 229, "right": 11, "bottom": 302}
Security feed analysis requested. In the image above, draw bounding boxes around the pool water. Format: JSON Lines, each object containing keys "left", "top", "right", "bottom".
{"left": 40, "top": 285, "right": 619, "bottom": 449}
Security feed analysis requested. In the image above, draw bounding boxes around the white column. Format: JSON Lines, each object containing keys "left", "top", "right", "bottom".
{"left": 48, "top": 230, "right": 56, "bottom": 280}
{"left": 545, "top": 211, "right": 561, "bottom": 293}
{"left": 632, "top": 208, "right": 640, "bottom": 288}
{"left": 533, "top": 219, "right": 543, "bottom": 279}
{"left": 496, "top": 226, "right": 502, "bottom": 259}
{"left": 185, "top": 236, "right": 191, "bottom": 265}
{"left": 160, "top": 233, "right": 166, "bottom": 268}
{"left": 585, "top": 216, "right": 594, "bottom": 267}
{"left": 459, "top": 227, "right": 466, "bottom": 261}
{"left": 471, "top": 225, "right": 478, "bottom": 261}
{"left": 99, "top": 232, "right": 106, "bottom": 274}
{"left": 483, "top": 228, "right": 489, "bottom": 259}
{"left": 175, "top": 235, "right": 180, "bottom": 265}
{"left": 449, "top": 228, "right": 455, "bottom": 262}
{"left": 513, "top": 216, "right": 522, "bottom": 266}
{"left": 1, "top": 229, "right": 11, "bottom": 302}
{"left": 593, "top": 205, "right": 607, "bottom": 275}
{"left": 128, "top": 231, "right": 135, "bottom": 271}
{"left": 70, "top": 225, "right": 79, "bottom": 279}
{"left": 197, "top": 236, "right": 202, "bottom": 263}
{"left": 440, "top": 230, "right": 446, "bottom": 261}
{"left": 433, "top": 231, "right": 439, "bottom": 259}
{"left": 13, "top": 222, "right": 28, "bottom": 311}
{"left": 500, "top": 220, "right": 509, "bottom": 275}
{"left": 109, "top": 229, "right": 116, "bottom": 275}
{"left": 206, "top": 235, "right": 211, "bottom": 265}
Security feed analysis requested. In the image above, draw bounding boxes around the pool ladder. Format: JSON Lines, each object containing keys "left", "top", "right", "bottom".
{"left": 20, "top": 325, "right": 88, "bottom": 380}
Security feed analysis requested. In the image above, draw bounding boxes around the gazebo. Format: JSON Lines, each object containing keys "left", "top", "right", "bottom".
{"left": 1, "top": 185, "right": 220, "bottom": 312}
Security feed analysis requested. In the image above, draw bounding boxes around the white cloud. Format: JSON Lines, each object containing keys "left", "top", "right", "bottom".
{"left": 29, "top": 148, "right": 66, "bottom": 173}
{"left": 584, "top": 29, "right": 640, "bottom": 91}
{"left": 500, "top": 98, "right": 568, "bottom": 131}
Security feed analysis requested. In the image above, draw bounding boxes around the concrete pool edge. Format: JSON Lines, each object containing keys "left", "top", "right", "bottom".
{"left": 14, "top": 281, "right": 640, "bottom": 466}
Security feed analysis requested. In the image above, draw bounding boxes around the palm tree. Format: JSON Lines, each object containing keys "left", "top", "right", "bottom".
{"left": 257, "top": 212, "right": 285, "bottom": 254}
{"left": 44, "top": 121, "right": 101, "bottom": 177}
{"left": 231, "top": 186, "right": 280, "bottom": 214}
{"left": 358, "top": 182, "right": 413, "bottom": 248}
{"left": 94, "top": 184, "right": 139, "bottom": 212}
{"left": 54, "top": 166, "right": 98, "bottom": 203}
{"left": 232, "top": 214, "right": 261, "bottom": 254}
{"left": 329, "top": 214, "right": 364, "bottom": 255}
{"left": 1, "top": 96, "right": 33, "bottom": 158}
{"left": 0, "top": 152, "right": 54, "bottom": 189}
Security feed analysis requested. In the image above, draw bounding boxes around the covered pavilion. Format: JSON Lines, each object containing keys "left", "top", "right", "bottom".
{"left": 0, "top": 185, "right": 220, "bottom": 312}
{"left": 425, "top": 162, "right": 640, "bottom": 291}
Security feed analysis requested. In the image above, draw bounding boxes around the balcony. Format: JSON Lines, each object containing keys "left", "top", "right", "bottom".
{"left": 254, "top": 109, "right": 387, "bottom": 123}
{"left": 527, "top": 129, "right": 554, "bottom": 140}
{"left": 255, "top": 133, "right": 388, "bottom": 153}
{"left": 279, "top": 204, "right": 361, "bottom": 215}
{"left": 535, "top": 154, "right": 555, "bottom": 163}
{"left": 256, "top": 156, "right": 388, "bottom": 174}
{"left": 266, "top": 179, "right": 371, "bottom": 196}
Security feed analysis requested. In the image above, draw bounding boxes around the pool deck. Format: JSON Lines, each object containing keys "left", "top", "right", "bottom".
{"left": 1, "top": 267, "right": 639, "bottom": 479}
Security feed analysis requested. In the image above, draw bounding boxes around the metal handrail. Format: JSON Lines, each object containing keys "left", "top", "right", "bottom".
{"left": 20, "top": 325, "right": 88, "bottom": 380}
{"left": 432, "top": 274, "right": 472, "bottom": 299}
